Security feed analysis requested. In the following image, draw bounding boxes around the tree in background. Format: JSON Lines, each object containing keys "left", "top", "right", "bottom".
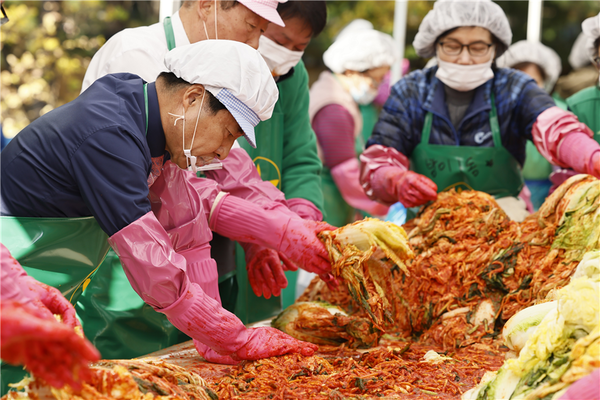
{"left": 1, "top": 1, "right": 157, "bottom": 140}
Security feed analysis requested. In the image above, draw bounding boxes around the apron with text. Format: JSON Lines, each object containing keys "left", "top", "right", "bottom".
{"left": 411, "top": 93, "right": 523, "bottom": 199}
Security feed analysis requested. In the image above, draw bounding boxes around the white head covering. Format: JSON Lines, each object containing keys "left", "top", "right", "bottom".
{"left": 164, "top": 40, "right": 278, "bottom": 148}
{"left": 569, "top": 32, "right": 591, "bottom": 70}
{"left": 413, "top": 0, "right": 512, "bottom": 58}
{"left": 238, "top": 0, "right": 288, "bottom": 27}
{"left": 582, "top": 12, "right": 600, "bottom": 60}
{"left": 496, "top": 40, "right": 562, "bottom": 93}
{"left": 323, "top": 21, "right": 399, "bottom": 74}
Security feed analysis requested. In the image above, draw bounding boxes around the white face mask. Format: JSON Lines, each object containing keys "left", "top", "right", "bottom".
{"left": 258, "top": 36, "right": 304, "bottom": 77}
{"left": 336, "top": 73, "right": 379, "bottom": 105}
{"left": 436, "top": 56, "right": 495, "bottom": 92}
{"left": 168, "top": 92, "right": 207, "bottom": 174}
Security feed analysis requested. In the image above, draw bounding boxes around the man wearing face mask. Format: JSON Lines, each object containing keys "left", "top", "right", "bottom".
{"left": 1, "top": 41, "right": 330, "bottom": 372}
{"left": 360, "top": 0, "right": 600, "bottom": 222}
{"left": 231, "top": 1, "right": 327, "bottom": 320}
{"left": 79, "top": 0, "right": 333, "bottom": 358}
{"left": 309, "top": 23, "right": 398, "bottom": 228}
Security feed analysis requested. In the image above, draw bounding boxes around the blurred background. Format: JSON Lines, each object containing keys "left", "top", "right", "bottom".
{"left": 1, "top": 1, "right": 599, "bottom": 141}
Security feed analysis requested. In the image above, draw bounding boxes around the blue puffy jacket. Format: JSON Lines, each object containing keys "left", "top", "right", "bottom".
{"left": 366, "top": 67, "right": 556, "bottom": 166}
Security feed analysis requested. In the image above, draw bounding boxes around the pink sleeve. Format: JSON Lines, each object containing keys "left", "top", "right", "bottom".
{"left": 532, "top": 106, "right": 598, "bottom": 172}
{"left": 287, "top": 198, "right": 323, "bottom": 221}
{"left": 204, "top": 148, "right": 296, "bottom": 218}
{"left": 312, "top": 104, "right": 357, "bottom": 169}
{"left": 359, "top": 144, "right": 409, "bottom": 202}
{"left": 330, "top": 158, "right": 389, "bottom": 216}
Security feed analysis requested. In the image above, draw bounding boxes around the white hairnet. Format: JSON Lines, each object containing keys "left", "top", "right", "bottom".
{"left": 164, "top": 40, "right": 278, "bottom": 148}
{"left": 335, "top": 19, "right": 374, "bottom": 41}
{"left": 582, "top": 12, "right": 600, "bottom": 60}
{"left": 496, "top": 40, "right": 562, "bottom": 93}
{"left": 413, "top": 0, "right": 512, "bottom": 58}
{"left": 323, "top": 25, "right": 399, "bottom": 74}
{"left": 569, "top": 32, "right": 591, "bottom": 70}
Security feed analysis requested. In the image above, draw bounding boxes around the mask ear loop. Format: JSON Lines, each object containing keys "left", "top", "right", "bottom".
{"left": 214, "top": 0, "right": 218, "bottom": 40}
{"left": 184, "top": 91, "right": 206, "bottom": 173}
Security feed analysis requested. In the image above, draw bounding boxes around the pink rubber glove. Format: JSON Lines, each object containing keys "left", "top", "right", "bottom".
{"left": 241, "top": 243, "right": 298, "bottom": 299}
{"left": 109, "top": 212, "right": 317, "bottom": 363}
{"left": 210, "top": 195, "right": 335, "bottom": 276}
{"left": 371, "top": 166, "right": 438, "bottom": 208}
{"left": 1, "top": 301, "right": 100, "bottom": 390}
{"left": 287, "top": 198, "right": 323, "bottom": 221}
{"left": 330, "top": 158, "right": 390, "bottom": 216}
{"left": 1, "top": 244, "right": 79, "bottom": 328}
{"left": 532, "top": 106, "right": 598, "bottom": 170}
{"left": 558, "top": 368, "right": 599, "bottom": 400}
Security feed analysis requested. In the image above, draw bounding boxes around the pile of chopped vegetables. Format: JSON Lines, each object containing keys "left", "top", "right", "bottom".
{"left": 300, "top": 175, "right": 600, "bottom": 350}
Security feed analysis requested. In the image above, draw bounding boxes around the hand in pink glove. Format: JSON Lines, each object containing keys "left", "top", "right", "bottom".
{"left": 373, "top": 167, "right": 438, "bottom": 208}
{"left": 242, "top": 243, "right": 298, "bottom": 299}
{"left": 0, "top": 301, "right": 100, "bottom": 390}
{"left": 20, "top": 276, "right": 80, "bottom": 328}
{"left": 592, "top": 152, "right": 600, "bottom": 179}
{"left": 195, "top": 327, "right": 318, "bottom": 364}
{"left": 279, "top": 218, "right": 336, "bottom": 276}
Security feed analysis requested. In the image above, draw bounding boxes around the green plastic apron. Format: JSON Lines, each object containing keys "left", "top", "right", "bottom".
{"left": 77, "top": 65, "right": 188, "bottom": 360}
{"left": 566, "top": 86, "right": 600, "bottom": 144}
{"left": 235, "top": 103, "right": 288, "bottom": 322}
{"left": 321, "top": 103, "right": 377, "bottom": 227}
{"left": 411, "top": 93, "right": 523, "bottom": 198}
{"left": 1, "top": 217, "right": 109, "bottom": 394}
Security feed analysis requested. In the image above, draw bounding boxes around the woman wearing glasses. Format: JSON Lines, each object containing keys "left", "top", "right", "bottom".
{"left": 360, "top": 0, "right": 600, "bottom": 221}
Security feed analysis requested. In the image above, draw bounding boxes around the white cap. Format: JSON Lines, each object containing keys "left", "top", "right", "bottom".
{"left": 323, "top": 23, "right": 399, "bottom": 74}
{"left": 569, "top": 32, "right": 591, "bottom": 70}
{"left": 413, "top": 0, "right": 512, "bottom": 58}
{"left": 164, "top": 40, "right": 278, "bottom": 148}
{"left": 334, "top": 19, "right": 374, "bottom": 41}
{"left": 496, "top": 40, "right": 562, "bottom": 93}
{"left": 238, "top": 0, "right": 287, "bottom": 27}
{"left": 582, "top": 12, "right": 600, "bottom": 60}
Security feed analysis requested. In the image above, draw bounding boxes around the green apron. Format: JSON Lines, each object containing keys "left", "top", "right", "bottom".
{"left": 566, "top": 86, "right": 600, "bottom": 144}
{"left": 411, "top": 93, "right": 523, "bottom": 198}
{"left": 235, "top": 104, "right": 288, "bottom": 322}
{"left": 1, "top": 216, "right": 109, "bottom": 394}
{"left": 77, "top": 64, "right": 187, "bottom": 360}
{"left": 321, "top": 103, "right": 378, "bottom": 227}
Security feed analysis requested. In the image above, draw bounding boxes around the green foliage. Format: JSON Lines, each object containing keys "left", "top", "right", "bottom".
{"left": 1, "top": 1, "right": 157, "bottom": 138}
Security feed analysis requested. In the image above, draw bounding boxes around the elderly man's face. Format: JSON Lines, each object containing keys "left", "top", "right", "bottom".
{"left": 198, "top": 2, "right": 269, "bottom": 49}
{"left": 166, "top": 86, "right": 244, "bottom": 170}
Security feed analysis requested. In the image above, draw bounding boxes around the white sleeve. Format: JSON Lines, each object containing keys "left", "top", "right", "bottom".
{"left": 81, "top": 38, "right": 166, "bottom": 93}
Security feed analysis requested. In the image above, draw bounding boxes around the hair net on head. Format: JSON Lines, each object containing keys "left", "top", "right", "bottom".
{"left": 569, "top": 32, "right": 591, "bottom": 70}
{"left": 413, "top": 0, "right": 512, "bottom": 58}
{"left": 496, "top": 40, "right": 562, "bottom": 93}
{"left": 582, "top": 12, "right": 600, "bottom": 60}
{"left": 323, "top": 24, "right": 399, "bottom": 74}
{"left": 334, "top": 19, "right": 374, "bottom": 41}
{"left": 164, "top": 40, "right": 278, "bottom": 148}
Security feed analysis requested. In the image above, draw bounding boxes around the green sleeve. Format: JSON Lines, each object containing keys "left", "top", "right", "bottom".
{"left": 278, "top": 60, "right": 325, "bottom": 214}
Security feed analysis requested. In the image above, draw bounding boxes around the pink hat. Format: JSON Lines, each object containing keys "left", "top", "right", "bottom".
{"left": 238, "top": 0, "right": 287, "bottom": 27}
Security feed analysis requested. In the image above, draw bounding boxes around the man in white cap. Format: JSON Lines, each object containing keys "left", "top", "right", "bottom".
{"left": 1, "top": 40, "right": 331, "bottom": 363}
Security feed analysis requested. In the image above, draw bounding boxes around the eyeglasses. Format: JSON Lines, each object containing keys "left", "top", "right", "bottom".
{"left": 0, "top": 5, "right": 8, "bottom": 26}
{"left": 438, "top": 39, "right": 494, "bottom": 57}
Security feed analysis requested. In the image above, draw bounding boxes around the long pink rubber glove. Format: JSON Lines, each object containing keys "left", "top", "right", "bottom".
{"left": 360, "top": 144, "right": 438, "bottom": 208}
{"left": 532, "top": 106, "right": 599, "bottom": 176}
{"left": 1, "top": 300, "right": 100, "bottom": 390}
{"left": 210, "top": 195, "right": 335, "bottom": 276}
{"left": 109, "top": 212, "right": 318, "bottom": 364}
{"left": 558, "top": 368, "right": 599, "bottom": 400}
{"left": 0, "top": 244, "right": 79, "bottom": 328}
{"left": 241, "top": 242, "right": 298, "bottom": 299}
{"left": 330, "top": 158, "right": 390, "bottom": 216}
